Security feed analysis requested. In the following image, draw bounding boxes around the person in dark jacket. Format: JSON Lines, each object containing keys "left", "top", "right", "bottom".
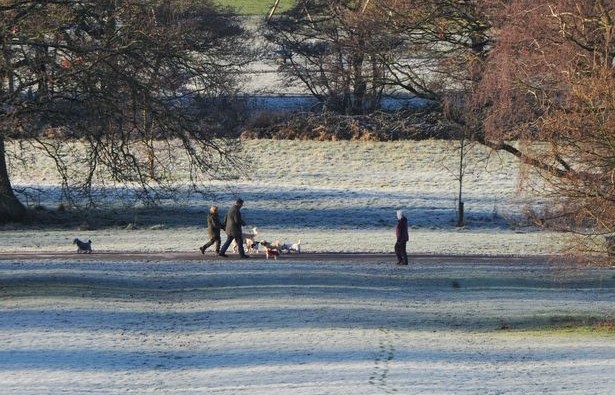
{"left": 395, "top": 209, "right": 409, "bottom": 265}
{"left": 199, "top": 205, "right": 222, "bottom": 255}
{"left": 218, "top": 198, "right": 249, "bottom": 258}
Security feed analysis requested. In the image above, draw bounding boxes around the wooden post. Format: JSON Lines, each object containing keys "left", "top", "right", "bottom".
{"left": 457, "top": 201, "right": 464, "bottom": 227}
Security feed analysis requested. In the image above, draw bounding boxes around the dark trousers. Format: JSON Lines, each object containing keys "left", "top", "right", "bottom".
{"left": 220, "top": 234, "right": 246, "bottom": 256}
{"left": 395, "top": 241, "right": 408, "bottom": 265}
{"left": 202, "top": 236, "right": 221, "bottom": 253}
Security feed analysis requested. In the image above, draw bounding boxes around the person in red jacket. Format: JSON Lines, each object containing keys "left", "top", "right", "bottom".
{"left": 395, "top": 210, "right": 409, "bottom": 265}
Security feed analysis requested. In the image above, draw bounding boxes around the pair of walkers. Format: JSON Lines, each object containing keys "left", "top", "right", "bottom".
{"left": 199, "top": 198, "right": 249, "bottom": 258}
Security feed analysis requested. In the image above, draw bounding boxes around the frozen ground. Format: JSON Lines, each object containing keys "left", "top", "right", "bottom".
{"left": 0, "top": 257, "right": 614, "bottom": 394}
{"left": 2, "top": 140, "right": 614, "bottom": 394}
{"left": 3, "top": 139, "right": 565, "bottom": 256}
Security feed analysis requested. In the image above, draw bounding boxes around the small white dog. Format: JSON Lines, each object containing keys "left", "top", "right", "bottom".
{"left": 274, "top": 239, "right": 301, "bottom": 254}
{"left": 231, "top": 227, "right": 259, "bottom": 253}
{"left": 73, "top": 238, "right": 92, "bottom": 254}
{"left": 289, "top": 239, "right": 301, "bottom": 253}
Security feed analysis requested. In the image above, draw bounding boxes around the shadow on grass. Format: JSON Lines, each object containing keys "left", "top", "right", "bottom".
{"left": 1, "top": 261, "right": 614, "bottom": 373}
{"left": 8, "top": 183, "right": 525, "bottom": 231}
{"left": 9, "top": 204, "right": 517, "bottom": 232}
{"left": 1, "top": 262, "right": 613, "bottom": 333}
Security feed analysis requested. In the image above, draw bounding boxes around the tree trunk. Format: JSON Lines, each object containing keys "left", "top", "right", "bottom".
{"left": 267, "top": 0, "right": 281, "bottom": 20}
{"left": 457, "top": 201, "right": 465, "bottom": 227}
{"left": 0, "top": 137, "right": 26, "bottom": 223}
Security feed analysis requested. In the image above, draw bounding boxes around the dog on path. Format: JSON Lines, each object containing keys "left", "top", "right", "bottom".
{"left": 73, "top": 238, "right": 92, "bottom": 254}
{"left": 264, "top": 246, "right": 280, "bottom": 260}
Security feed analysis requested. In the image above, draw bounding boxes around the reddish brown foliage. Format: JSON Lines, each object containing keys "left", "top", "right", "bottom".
{"left": 470, "top": 0, "right": 614, "bottom": 261}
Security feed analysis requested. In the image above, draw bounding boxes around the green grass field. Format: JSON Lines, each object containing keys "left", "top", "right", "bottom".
{"left": 215, "top": 0, "right": 295, "bottom": 15}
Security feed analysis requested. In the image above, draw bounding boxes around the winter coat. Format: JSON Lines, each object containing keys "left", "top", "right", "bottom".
{"left": 396, "top": 216, "right": 409, "bottom": 243}
{"left": 207, "top": 212, "right": 222, "bottom": 239}
{"left": 224, "top": 204, "right": 245, "bottom": 237}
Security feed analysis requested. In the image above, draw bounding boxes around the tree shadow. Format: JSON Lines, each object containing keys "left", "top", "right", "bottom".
{"left": 1, "top": 261, "right": 614, "bottom": 372}
{"left": 12, "top": 185, "right": 520, "bottom": 230}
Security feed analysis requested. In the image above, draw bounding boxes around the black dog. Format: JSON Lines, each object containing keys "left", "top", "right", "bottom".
{"left": 73, "top": 238, "right": 92, "bottom": 254}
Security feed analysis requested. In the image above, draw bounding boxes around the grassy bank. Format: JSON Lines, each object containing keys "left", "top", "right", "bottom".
{"left": 215, "top": 0, "right": 294, "bottom": 15}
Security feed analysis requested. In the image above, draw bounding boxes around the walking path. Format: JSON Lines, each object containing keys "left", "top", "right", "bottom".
{"left": 0, "top": 251, "right": 553, "bottom": 263}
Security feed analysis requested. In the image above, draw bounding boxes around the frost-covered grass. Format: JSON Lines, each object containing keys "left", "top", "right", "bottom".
{"left": 1, "top": 259, "right": 614, "bottom": 394}
{"left": 3, "top": 139, "right": 562, "bottom": 255}
{"left": 2, "top": 140, "right": 613, "bottom": 394}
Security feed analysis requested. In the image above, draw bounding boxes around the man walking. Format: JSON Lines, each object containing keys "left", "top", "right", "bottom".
{"left": 219, "top": 198, "right": 249, "bottom": 258}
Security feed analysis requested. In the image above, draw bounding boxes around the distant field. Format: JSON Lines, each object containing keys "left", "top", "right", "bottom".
{"left": 215, "top": 0, "right": 294, "bottom": 15}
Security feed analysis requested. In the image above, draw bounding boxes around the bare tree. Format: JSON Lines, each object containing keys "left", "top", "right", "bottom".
{"left": 265, "top": 0, "right": 613, "bottom": 260}
{"left": 263, "top": 0, "right": 492, "bottom": 113}
{"left": 264, "top": 0, "right": 401, "bottom": 114}
{"left": 0, "top": 0, "right": 254, "bottom": 222}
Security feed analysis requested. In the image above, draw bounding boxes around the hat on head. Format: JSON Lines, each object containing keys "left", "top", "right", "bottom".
{"left": 236, "top": 198, "right": 244, "bottom": 205}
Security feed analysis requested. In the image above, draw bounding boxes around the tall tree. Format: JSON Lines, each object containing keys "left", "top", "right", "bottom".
{"left": 0, "top": 0, "right": 253, "bottom": 223}
{"left": 264, "top": 0, "right": 397, "bottom": 114}
{"left": 464, "top": 0, "right": 614, "bottom": 257}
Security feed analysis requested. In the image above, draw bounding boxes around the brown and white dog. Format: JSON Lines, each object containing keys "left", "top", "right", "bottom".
{"left": 264, "top": 246, "right": 280, "bottom": 260}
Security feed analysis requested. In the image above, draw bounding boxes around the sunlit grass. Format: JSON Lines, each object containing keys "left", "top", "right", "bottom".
{"left": 497, "top": 315, "right": 615, "bottom": 335}
{"left": 215, "top": 0, "right": 295, "bottom": 15}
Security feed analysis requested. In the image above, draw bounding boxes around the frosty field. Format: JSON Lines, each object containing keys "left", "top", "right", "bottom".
{"left": 3, "top": 139, "right": 563, "bottom": 255}
{"left": 2, "top": 139, "right": 613, "bottom": 394}
{"left": 1, "top": 257, "right": 614, "bottom": 394}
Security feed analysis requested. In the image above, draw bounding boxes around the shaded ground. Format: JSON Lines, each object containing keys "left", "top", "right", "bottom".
{"left": 0, "top": 251, "right": 551, "bottom": 263}
{"left": 0, "top": 254, "right": 613, "bottom": 394}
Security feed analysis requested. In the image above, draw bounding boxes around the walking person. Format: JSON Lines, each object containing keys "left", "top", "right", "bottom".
{"left": 219, "top": 198, "right": 249, "bottom": 258}
{"left": 395, "top": 209, "right": 409, "bottom": 265}
{"left": 199, "top": 205, "right": 222, "bottom": 255}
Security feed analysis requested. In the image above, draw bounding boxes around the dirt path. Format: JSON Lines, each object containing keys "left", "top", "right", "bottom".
{"left": 0, "top": 251, "right": 553, "bottom": 263}
{"left": 0, "top": 255, "right": 613, "bottom": 394}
